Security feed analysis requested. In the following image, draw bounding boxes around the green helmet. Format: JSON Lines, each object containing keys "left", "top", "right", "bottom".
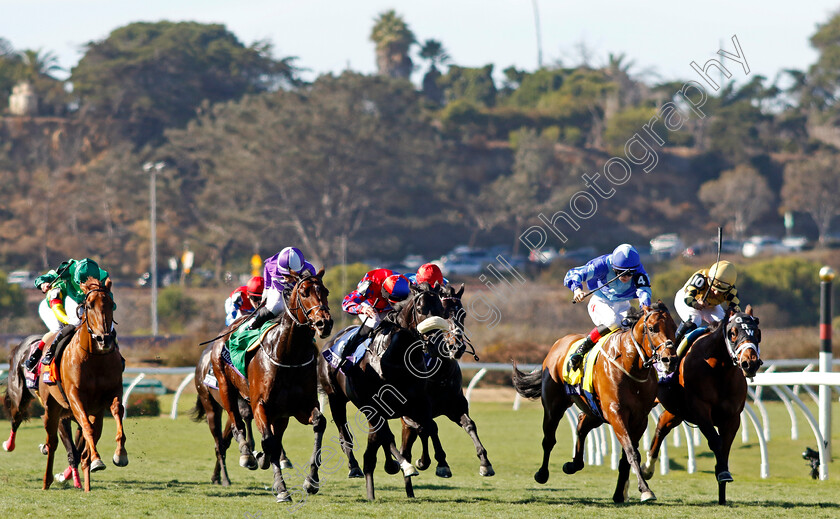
{"left": 72, "top": 258, "right": 102, "bottom": 285}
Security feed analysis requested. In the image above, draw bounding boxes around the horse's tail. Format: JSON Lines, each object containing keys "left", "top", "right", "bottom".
{"left": 512, "top": 361, "right": 543, "bottom": 400}
{"left": 189, "top": 396, "right": 206, "bottom": 423}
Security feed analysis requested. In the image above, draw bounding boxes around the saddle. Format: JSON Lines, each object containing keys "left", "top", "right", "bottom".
{"left": 222, "top": 321, "right": 280, "bottom": 378}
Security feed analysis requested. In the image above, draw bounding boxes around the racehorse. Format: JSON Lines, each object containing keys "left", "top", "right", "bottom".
{"left": 641, "top": 306, "right": 763, "bottom": 505}
{"left": 512, "top": 302, "right": 678, "bottom": 503}
{"left": 37, "top": 277, "right": 128, "bottom": 492}
{"left": 191, "top": 342, "right": 293, "bottom": 485}
{"left": 317, "top": 282, "right": 452, "bottom": 500}
{"left": 4, "top": 334, "right": 82, "bottom": 488}
{"left": 212, "top": 269, "right": 333, "bottom": 503}
{"left": 398, "top": 283, "right": 494, "bottom": 497}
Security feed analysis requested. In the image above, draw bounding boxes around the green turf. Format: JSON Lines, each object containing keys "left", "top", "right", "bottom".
{"left": 1, "top": 397, "right": 839, "bottom": 518}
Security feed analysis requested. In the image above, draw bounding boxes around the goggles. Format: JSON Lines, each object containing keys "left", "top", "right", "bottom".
{"left": 613, "top": 268, "right": 636, "bottom": 278}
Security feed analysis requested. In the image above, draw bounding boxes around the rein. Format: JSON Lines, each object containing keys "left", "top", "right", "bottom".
{"left": 259, "top": 275, "right": 325, "bottom": 369}
{"left": 601, "top": 311, "right": 671, "bottom": 383}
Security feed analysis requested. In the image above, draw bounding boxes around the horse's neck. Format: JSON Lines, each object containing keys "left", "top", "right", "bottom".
{"left": 267, "top": 314, "right": 313, "bottom": 358}
{"left": 696, "top": 330, "right": 731, "bottom": 362}
{"left": 612, "top": 328, "right": 648, "bottom": 372}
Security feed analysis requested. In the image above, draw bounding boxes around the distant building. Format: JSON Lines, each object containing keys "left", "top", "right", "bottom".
{"left": 9, "top": 81, "right": 38, "bottom": 115}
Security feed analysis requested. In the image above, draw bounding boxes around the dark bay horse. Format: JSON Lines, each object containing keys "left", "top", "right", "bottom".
{"left": 513, "top": 302, "right": 678, "bottom": 503}
{"left": 38, "top": 278, "right": 127, "bottom": 492}
{"left": 641, "top": 307, "right": 763, "bottom": 505}
{"left": 191, "top": 342, "right": 293, "bottom": 486}
{"left": 212, "top": 270, "right": 333, "bottom": 503}
{"left": 317, "top": 282, "right": 451, "bottom": 500}
{"left": 398, "top": 283, "right": 494, "bottom": 491}
{"left": 4, "top": 334, "right": 82, "bottom": 488}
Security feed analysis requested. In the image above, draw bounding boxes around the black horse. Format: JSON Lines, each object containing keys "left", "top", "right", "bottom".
{"left": 317, "top": 282, "right": 452, "bottom": 500}
{"left": 398, "top": 283, "right": 494, "bottom": 497}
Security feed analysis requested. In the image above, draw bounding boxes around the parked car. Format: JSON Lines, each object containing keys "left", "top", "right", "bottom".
{"left": 781, "top": 235, "right": 810, "bottom": 251}
{"left": 529, "top": 247, "right": 561, "bottom": 263}
{"left": 6, "top": 270, "right": 38, "bottom": 288}
{"left": 650, "top": 234, "right": 685, "bottom": 258}
{"left": 741, "top": 236, "right": 789, "bottom": 258}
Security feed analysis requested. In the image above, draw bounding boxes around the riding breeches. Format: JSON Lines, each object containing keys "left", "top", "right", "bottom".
{"left": 674, "top": 288, "right": 725, "bottom": 326}
{"left": 586, "top": 295, "right": 631, "bottom": 329}
{"left": 39, "top": 296, "right": 81, "bottom": 332}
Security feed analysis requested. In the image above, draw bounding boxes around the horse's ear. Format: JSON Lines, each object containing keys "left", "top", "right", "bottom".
{"left": 105, "top": 277, "right": 113, "bottom": 291}
{"left": 641, "top": 305, "right": 651, "bottom": 314}
{"left": 433, "top": 281, "right": 440, "bottom": 290}
{"left": 316, "top": 268, "right": 325, "bottom": 279}
{"left": 457, "top": 283, "right": 465, "bottom": 297}
{"left": 745, "top": 304, "right": 753, "bottom": 316}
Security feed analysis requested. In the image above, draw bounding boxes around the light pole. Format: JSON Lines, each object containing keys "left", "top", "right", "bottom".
{"left": 143, "top": 161, "right": 166, "bottom": 336}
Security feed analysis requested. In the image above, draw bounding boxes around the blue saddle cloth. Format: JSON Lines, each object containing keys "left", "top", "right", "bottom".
{"left": 322, "top": 327, "right": 371, "bottom": 369}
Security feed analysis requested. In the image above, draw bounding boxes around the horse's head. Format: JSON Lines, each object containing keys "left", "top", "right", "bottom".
{"left": 287, "top": 269, "right": 333, "bottom": 338}
{"left": 638, "top": 301, "right": 678, "bottom": 373}
{"left": 81, "top": 277, "right": 116, "bottom": 353}
{"left": 433, "top": 283, "right": 472, "bottom": 361}
{"left": 391, "top": 282, "right": 450, "bottom": 356}
{"left": 726, "top": 305, "right": 763, "bottom": 378}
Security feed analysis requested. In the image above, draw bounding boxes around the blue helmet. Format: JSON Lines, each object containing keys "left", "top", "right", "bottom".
{"left": 382, "top": 274, "right": 411, "bottom": 303}
{"left": 611, "top": 244, "right": 640, "bottom": 272}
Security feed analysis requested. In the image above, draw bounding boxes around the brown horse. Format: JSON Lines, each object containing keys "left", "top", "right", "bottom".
{"left": 4, "top": 334, "right": 82, "bottom": 488}
{"left": 512, "top": 302, "right": 678, "bottom": 503}
{"left": 641, "top": 307, "right": 762, "bottom": 505}
{"left": 191, "top": 342, "right": 293, "bottom": 485}
{"left": 212, "top": 269, "right": 333, "bottom": 503}
{"left": 398, "top": 282, "right": 494, "bottom": 492}
{"left": 38, "top": 277, "right": 127, "bottom": 492}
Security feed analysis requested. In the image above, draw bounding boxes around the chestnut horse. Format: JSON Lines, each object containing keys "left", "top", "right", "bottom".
{"left": 212, "top": 269, "right": 333, "bottom": 503}
{"left": 513, "top": 302, "right": 678, "bottom": 503}
{"left": 3, "top": 334, "right": 82, "bottom": 488}
{"left": 191, "top": 342, "right": 293, "bottom": 485}
{"left": 317, "top": 282, "right": 451, "bottom": 500}
{"left": 398, "top": 282, "right": 494, "bottom": 495}
{"left": 38, "top": 277, "right": 127, "bottom": 492}
{"left": 642, "top": 307, "right": 763, "bottom": 505}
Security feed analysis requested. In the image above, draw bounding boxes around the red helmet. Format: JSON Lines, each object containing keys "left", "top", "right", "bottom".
{"left": 381, "top": 274, "right": 411, "bottom": 303}
{"left": 416, "top": 263, "right": 444, "bottom": 287}
{"left": 246, "top": 276, "right": 264, "bottom": 298}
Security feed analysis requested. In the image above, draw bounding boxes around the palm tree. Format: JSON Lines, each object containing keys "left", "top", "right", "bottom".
{"left": 18, "top": 48, "right": 62, "bottom": 82}
{"left": 370, "top": 10, "right": 416, "bottom": 79}
{"left": 419, "top": 39, "right": 449, "bottom": 104}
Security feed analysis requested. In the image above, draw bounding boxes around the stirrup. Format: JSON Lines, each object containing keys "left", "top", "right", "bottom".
{"left": 568, "top": 353, "right": 583, "bottom": 372}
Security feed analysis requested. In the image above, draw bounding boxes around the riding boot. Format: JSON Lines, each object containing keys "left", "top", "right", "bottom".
{"left": 244, "top": 306, "right": 273, "bottom": 331}
{"left": 24, "top": 341, "right": 45, "bottom": 371}
{"left": 568, "top": 325, "right": 612, "bottom": 372}
{"left": 675, "top": 321, "right": 698, "bottom": 357}
{"left": 42, "top": 324, "right": 75, "bottom": 365}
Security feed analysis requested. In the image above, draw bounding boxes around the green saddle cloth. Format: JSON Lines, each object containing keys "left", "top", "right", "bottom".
{"left": 225, "top": 321, "right": 276, "bottom": 377}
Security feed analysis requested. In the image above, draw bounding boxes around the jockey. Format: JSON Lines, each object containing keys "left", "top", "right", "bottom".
{"left": 224, "top": 275, "right": 264, "bottom": 326}
{"left": 407, "top": 262, "right": 448, "bottom": 287}
{"left": 337, "top": 270, "right": 411, "bottom": 371}
{"left": 563, "top": 244, "right": 652, "bottom": 371}
{"left": 241, "top": 247, "right": 315, "bottom": 332}
{"left": 25, "top": 258, "right": 112, "bottom": 371}
{"left": 673, "top": 260, "right": 741, "bottom": 350}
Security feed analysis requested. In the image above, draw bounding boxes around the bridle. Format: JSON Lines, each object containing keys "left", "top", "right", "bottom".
{"left": 81, "top": 286, "right": 116, "bottom": 355}
{"left": 261, "top": 275, "right": 329, "bottom": 369}
{"left": 724, "top": 315, "right": 762, "bottom": 367}
{"left": 605, "top": 309, "right": 673, "bottom": 381}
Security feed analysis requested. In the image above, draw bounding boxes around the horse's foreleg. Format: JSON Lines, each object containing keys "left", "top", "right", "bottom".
{"left": 363, "top": 429, "right": 379, "bottom": 501}
{"left": 456, "top": 412, "right": 494, "bottom": 476}
{"left": 563, "top": 412, "right": 599, "bottom": 475}
{"left": 296, "top": 407, "right": 325, "bottom": 496}
{"left": 216, "top": 418, "right": 233, "bottom": 485}
{"left": 67, "top": 391, "right": 104, "bottom": 475}
{"left": 41, "top": 399, "right": 61, "bottom": 490}
{"left": 109, "top": 396, "right": 128, "bottom": 467}
{"left": 707, "top": 414, "right": 740, "bottom": 505}
{"left": 428, "top": 427, "right": 451, "bottom": 478}
{"left": 218, "top": 380, "right": 253, "bottom": 469}
{"left": 57, "top": 418, "right": 81, "bottom": 488}
{"left": 328, "top": 394, "right": 362, "bottom": 478}
{"left": 611, "top": 418, "right": 655, "bottom": 503}
{"left": 642, "top": 409, "right": 682, "bottom": 480}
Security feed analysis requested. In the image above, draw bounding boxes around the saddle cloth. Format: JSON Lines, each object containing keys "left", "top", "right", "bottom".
{"left": 223, "top": 322, "right": 280, "bottom": 378}
{"left": 322, "top": 327, "right": 371, "bottom": 370}
{"left": 560, "top": 331, "right": 618, "bottom": 421}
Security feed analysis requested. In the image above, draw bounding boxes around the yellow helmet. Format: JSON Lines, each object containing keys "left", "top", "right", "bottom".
{"left": 708, "top": 260, "right": 737, "bottom": 291}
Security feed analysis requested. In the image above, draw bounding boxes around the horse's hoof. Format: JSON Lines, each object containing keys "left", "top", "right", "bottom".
{"left": 303, "top": 476, "right": 319, "bottom": 495}
{"left": 276, "top": 491, "right": 292, "bottom": 503}
{"left": 534, "top": 468, "right": 549, "bottom": 484}
{"left": 280, "top": 459, "right": 293, "bottom": 470}
{"left": 479, "top": 464, "right": 495, "bottom": 477}
{"left": 256, "top": 452, "right": 270, "bottom": 470}
{"left": 383, "top": 458, "right": 400, "bottom": 475}
{"left": 113, "top": 453, "right": 129, "bottom": 467}
{"left": 415, "top": 458, "right": 429, "bottom": 471}
{"left": 401, "top": 461, "right": 419, "bottom": 478}
{"left": 90, "top": 458, "right": 106, "bottom": 472}
{"left": 641, "top": 491, "right": 656, "bottom": 502}
{"left": 716, "top": 471, "right": 733, "bottom": 483}
{"left": 348, "top": 467, "right": 364, "bottom": 478}
{"left": 562, "top": 460, "right": 583, "bottom": 475}
{"left": 54, "top": 472, "right": 67, "bottom": 484}
{"left": 641, "top": 464, "right": 654, "bottom": 481}
{"left": 39, "top": 444, "right": 48, "bottom": 455}
{"left": 2, "top": 440, "right": 13, "bottom": 452}
{"left": 435, "top": 465, "right": 452, "bottom": 478}
{"left": 239, "top": 453, "right": 257, "bottom": 470}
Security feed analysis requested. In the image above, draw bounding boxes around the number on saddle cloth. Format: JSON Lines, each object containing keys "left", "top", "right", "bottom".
{"left": 322, "top": 327, "right": 371, "bottom": 369}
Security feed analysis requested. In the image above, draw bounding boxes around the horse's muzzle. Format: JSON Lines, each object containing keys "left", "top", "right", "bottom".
{"left": 315, "top": 319, "right": 333, "bottom": 339}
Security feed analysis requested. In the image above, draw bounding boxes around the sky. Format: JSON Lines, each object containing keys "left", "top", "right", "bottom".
{"left": 2, "top": 1, "right": 838, "bottom": 86}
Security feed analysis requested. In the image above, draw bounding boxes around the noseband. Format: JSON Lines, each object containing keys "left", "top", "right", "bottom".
{"left": 284, "top": 276, "right": 329, "bottom": 328}
{"left": 82, "top": 287, "right": 116, "bottom": 354}
{"left": 724, "top": 316, "right": 761, "bottom": 366}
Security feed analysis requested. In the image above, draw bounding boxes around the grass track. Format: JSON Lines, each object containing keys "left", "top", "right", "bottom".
{"left": 1, "top": 397, "right": 839, "bottom": 518}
